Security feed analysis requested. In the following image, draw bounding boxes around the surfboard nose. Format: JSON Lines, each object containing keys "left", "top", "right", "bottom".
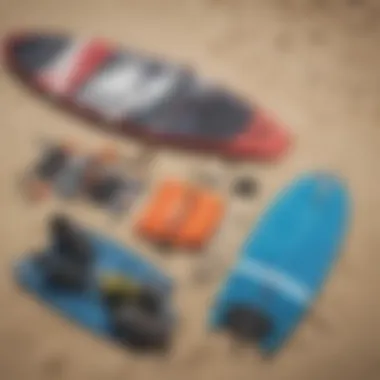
{"left": 233, "top": 110, "right": 291, "bottom": 160}
{"left": 3, "top": 32, "right": 69, "bottom": 73}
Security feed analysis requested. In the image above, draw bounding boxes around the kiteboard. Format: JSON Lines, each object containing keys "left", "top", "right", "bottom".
{"left": 3, "top": 31, "right": 291, "bottom": 160}
{"left": 14, "top": 215, "right": 176, "bottom": 352}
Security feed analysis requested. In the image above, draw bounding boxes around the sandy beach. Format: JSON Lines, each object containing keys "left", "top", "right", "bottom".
{"left": 0, "top": 0, "right": 379, "bottom": 379}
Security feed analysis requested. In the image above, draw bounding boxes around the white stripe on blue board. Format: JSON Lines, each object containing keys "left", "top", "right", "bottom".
{"left": 234, "top": 259, "right": 312, "bottom": 305}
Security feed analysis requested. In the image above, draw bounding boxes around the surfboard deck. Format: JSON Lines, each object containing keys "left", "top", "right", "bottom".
{"left": 209, "top": 172, "right": 350, "bottom": 354}
{"left": 3, "top": 31, "right": 291, "bottom": 161}
{"left": 14, "top": 218, "right": 176, "bottom": 352}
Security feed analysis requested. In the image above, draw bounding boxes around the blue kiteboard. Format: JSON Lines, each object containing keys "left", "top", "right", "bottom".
{"left": 209, "top": 172, "right": 350, "bottom": 354}
{"left": 14, "top": 221, "right": 176, "bottom": 349}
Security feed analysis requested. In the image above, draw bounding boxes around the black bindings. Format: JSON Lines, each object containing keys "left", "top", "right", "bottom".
{"left": 35, "top": 214, "right": 94, "bottom": 291}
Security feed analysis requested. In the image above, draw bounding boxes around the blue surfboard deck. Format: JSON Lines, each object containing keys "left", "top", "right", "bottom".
{"left": 14, "top": 230, "right": 176, "bottom": 341}
{"left": 209, "top": 172, "right": 350, "bottom": 354}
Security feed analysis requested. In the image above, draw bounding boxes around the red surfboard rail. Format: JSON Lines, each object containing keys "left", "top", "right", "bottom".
{"left": 3, "top": 31, "right": 292, "bottom": 161}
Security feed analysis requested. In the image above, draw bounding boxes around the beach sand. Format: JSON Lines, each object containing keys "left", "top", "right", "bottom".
{"left": 0, "top": 0, "right": 379, "bottom": 379}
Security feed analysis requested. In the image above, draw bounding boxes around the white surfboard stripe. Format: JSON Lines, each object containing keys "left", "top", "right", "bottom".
{"left": 42, "top": 39, "right": 90, "bottom": 94}
{"left": 124, "top": 68, "right": 177, "bottom": 114}
{"left": 78, "top": 57, "right": 180, "bottom": 120}
{"left": 234, "top": 259, "right": 312, "bottom": 305}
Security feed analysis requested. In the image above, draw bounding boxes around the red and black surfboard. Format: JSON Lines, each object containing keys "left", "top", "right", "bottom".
{"left": 3, "top": 31, "right": 291, "bottom": 161}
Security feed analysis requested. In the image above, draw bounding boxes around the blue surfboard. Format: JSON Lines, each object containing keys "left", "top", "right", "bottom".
{"left": 209, "top": 172, "right": 350, "bottom": 354}
{"left": 14, "top": 221, "right": 176, "bottom": 349}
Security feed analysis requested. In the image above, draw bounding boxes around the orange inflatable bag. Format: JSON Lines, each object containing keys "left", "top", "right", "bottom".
{"left": 175, "top": 190, "right": 224, "bottom": 249}
{"left": 136, "top": 179, "right": 225, "bottom": 250}
{"left": 136, "top": 180, "right": 189, "bottom": 241}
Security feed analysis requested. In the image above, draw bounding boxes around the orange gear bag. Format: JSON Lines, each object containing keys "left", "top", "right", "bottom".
{"left": 135, "top": 180, "right": 225, "bottom": 250}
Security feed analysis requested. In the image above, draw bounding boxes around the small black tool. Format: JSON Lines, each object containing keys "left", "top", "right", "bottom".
{"left": 35, "top": 146, "right": 68, "bottom": 179}
{"left": 86, "top": 174, "right": 124, "bottom": 205}
{"left": 232, "top": 177, "right": 259, "bottom": 198}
